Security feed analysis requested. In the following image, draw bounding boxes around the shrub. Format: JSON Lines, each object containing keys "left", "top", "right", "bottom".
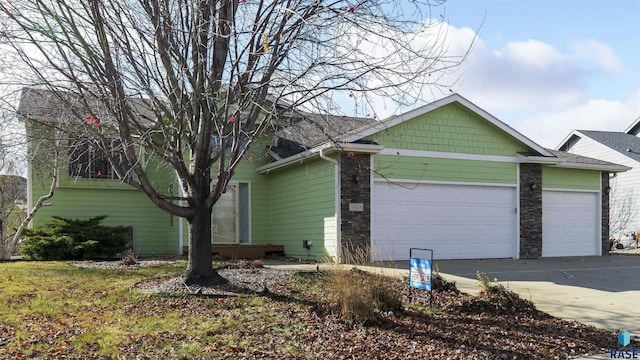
{"left": 470, "top": 271, "right": 536, "bottom": 314}
{"left": 325, "top": 268, "right": 402, "bottom": 325}
{"left": 432, "top": 273, "right": 458, "bottom": 292}
{"left": 21, "top": 216, "right": 130, "bottom": 260}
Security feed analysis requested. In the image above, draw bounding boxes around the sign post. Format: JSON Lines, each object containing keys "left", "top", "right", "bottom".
{"left": 409, "top": 248, "right": 434, "bottom": 306}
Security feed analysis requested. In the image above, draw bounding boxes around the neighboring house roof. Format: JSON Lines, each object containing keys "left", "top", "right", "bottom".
{"left": 625, "top": 116, "right": 640, "bottom": 136}
{"left": 558, "top": 130, "right": 640, "bottom": 164}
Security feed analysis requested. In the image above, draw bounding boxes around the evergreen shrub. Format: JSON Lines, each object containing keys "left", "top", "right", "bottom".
{"left": 21, "top": 216, "right": 130, "bottom": 260}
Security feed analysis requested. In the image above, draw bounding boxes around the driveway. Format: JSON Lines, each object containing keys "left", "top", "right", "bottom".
{"left": 428, "top": 255, "right": 640, "bottom": 335}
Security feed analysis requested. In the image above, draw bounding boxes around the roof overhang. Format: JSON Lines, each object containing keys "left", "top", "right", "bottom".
{"left": 516, "top": 152, "right": 630, "bottom": 172}
{"left": 257, "top": 142, "right": 384, "bottom": 174}
{"left": 547, "top": 162, "right": 631, "bottom": 172}
{"left": 516, "top": 154, "right": 564, "bottom": 165}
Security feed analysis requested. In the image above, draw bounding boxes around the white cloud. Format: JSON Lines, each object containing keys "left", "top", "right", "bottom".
{"left": 571, "top": 39, "right": 622, "bottom": 73}
{"left": 514, "top": 90, "right": 640, "bottom": 149}
{"left": 442, "top": 27, "right": 625, "bottom": 113}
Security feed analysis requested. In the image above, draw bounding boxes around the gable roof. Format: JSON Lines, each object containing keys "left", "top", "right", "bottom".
{"left": 260, "top": 94, "right": 632, "bottom": 173}
{"left": 270, "top": 93, "right": 553, "bottom": 161}
{"left": 558, "top": 130, "right": 640, "bottom": 164}
{"left": 626, "top": 115, "right": 640, "bottom": 136}
{"left": 340, "top": 93, "right": 554, "bottom": 157}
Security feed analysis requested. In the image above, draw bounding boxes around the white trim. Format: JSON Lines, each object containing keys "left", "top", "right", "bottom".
{"left": 340, "top": 93, "right": 554, "bottom": 157}
{"left": 541, "top": 187, "right": 600, "bottom": 193}
{"left": 598, "top": 175, "right": 603, "bottom": 256}
{"left": 369, "top": 154, "right": 375, "bottom": 263}
{"left": 625, "top": 116, "right": 640, "bottom": 135}
{"left": 373, "top": 177, "right": 517, "bottom": 188}
{"left": 379, "top": 148, "right": 519, "bottom": 163}
{"left": 517, "top": 154, "right": 564, "bottom": 165}
{"left": 515, "top": 164, "right": 520, "bottom": 260}
{"left": 257, "top": 143, "right": 383, "bottom": 174}
{"left": 318, "top": 148, "right": 341, "bottom": 262}
{"left": 178, "top": 184, "right": 184, "bottom": 254}
{"left": 549, "top": 162, "right": 630, "bottom": 172}
{"left": 245, "top": 181, "right": 252, "bottom": 245}
{"left": 335, "top": 160, "right": 341, "bottom": 263}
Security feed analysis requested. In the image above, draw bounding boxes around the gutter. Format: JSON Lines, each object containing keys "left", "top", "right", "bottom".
{"left": 548, "top": 162, "right": 631, "bottom": 172}
{"left": 257, "top": 142, "right": 383, "bottom": 174}
{"left": 516, "top": 154, "right": 565, "bottom": 165}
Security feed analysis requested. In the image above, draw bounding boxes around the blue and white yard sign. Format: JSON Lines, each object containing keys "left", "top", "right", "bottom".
{"left": 409, "top": 257, "right": 432, "bottom": 291}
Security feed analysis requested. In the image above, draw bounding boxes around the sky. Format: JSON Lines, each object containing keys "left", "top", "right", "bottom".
{"left": 418, "top": 0, "right": 640, "bottom": 148}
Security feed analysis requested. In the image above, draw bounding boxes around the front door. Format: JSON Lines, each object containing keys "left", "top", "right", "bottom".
{"left": 212, "top": 184, "right": 238, "bottom": 244}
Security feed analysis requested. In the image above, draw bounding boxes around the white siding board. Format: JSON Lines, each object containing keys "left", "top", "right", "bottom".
{"left": 567, "top": 136, "right": 640, "bottom": 238}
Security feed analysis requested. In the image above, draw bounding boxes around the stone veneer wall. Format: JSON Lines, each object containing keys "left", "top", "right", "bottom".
{"left": 519, "top": 163, "right": 542, "bottom": 258}
{"left": 340, "top": 153, "right": 371, "bottom": 263}
{"left": 601, "top": 173, "right": 610, "bottom": 255}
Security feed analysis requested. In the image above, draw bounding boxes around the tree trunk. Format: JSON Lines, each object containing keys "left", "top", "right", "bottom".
{"left": 183, "top": 204, "right": 228, "bottom": 286}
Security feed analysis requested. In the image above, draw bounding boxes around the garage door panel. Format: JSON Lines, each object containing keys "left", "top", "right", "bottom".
{"left": 542, "top": 191, "right": 599, "bottom": 257}
{"left": 372, "top": 182, "right": 517, "bottom": 261}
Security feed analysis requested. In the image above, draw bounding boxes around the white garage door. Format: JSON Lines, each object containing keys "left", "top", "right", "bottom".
{"left": 542, "top": 191, "right": 599, "bottom": 257}
{"left": 371, "top": 182, "right": 517, "bottom": 261}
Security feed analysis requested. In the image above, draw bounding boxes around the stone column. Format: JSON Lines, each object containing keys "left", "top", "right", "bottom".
{"left": 340, "top": 153, "right": 371, "bottom": 263}
{"left": 519, "top": 163, "right": 542, "bottom": 258}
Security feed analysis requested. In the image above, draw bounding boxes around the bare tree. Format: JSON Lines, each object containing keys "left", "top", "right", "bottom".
{"left": 609, "top": 185, "right": 638, "bottom": 244}
{"left": 0, "top": 0, "right": 468, "bottom": 284}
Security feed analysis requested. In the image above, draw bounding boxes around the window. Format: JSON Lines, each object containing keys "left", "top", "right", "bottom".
{"left": 68, "top": 137, "right": 131, "bottom": 180}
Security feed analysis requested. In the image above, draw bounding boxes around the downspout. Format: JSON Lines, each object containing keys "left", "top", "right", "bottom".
{"left": 319, "top": 148, "right": 341, "bottom": 263}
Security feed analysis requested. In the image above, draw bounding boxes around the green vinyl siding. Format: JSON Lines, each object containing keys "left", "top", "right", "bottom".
{"left": 373, "top": 155, "right": 517, "bottom": 184}
{"left": 30, "top": 187, "right": 179, "bottom": 255}
{"left": 364, "top": 102, "right": 532, "bottom": 156}
{"left": 542, "top": 166, "right": 600, "bottom": 190}
{"left": 265, "top": 159, "right": 336, "bottom": 259}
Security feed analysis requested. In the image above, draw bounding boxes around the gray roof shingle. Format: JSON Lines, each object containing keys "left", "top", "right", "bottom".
{"left": 578, "top": 130, "right": 640, "bottom": 163}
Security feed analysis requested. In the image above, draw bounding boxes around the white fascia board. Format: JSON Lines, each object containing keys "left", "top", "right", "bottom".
{"left": 340, "top": 93, "right": 554, "bottom": 157}
{"left": 338, "top": 142, "right": 384, "bottom": 153}
{"left": 555, "top": 130, "right": 583, "bottom": 151}
{"left": 625, "top": 116, "right": 640, "bottom": 135}
{"left": 379, "top": 148, "right": 519, "bottom": 163}
{"left": 516, "top": 153, "right": 564, "bottom": 165}
{"left": 256, "top": 142, "right": 383, "bottom": 174}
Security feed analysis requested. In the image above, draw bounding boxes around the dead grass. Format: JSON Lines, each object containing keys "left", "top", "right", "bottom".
{"left": 0, "top": 260, "right": 635, "bottom": 359}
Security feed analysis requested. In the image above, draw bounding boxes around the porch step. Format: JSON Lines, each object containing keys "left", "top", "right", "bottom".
{"left": 182, "top": 244, "right": 285, "bottom": 259}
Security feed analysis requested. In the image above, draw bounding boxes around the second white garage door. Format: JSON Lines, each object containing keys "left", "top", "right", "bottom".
{"left": 542, "top": 190, "right": 600, "bottom": 257}
{"left": 371, "top": 182, "right": 517, "bottom": 261}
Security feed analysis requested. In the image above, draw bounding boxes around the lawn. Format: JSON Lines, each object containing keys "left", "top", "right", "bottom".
{"left": 0, "top": 260, "right": 634, "bottom": 359}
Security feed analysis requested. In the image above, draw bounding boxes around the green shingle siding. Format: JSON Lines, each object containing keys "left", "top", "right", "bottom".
{"left": 365, "top": 103, "right": 531, "bottom": 156}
